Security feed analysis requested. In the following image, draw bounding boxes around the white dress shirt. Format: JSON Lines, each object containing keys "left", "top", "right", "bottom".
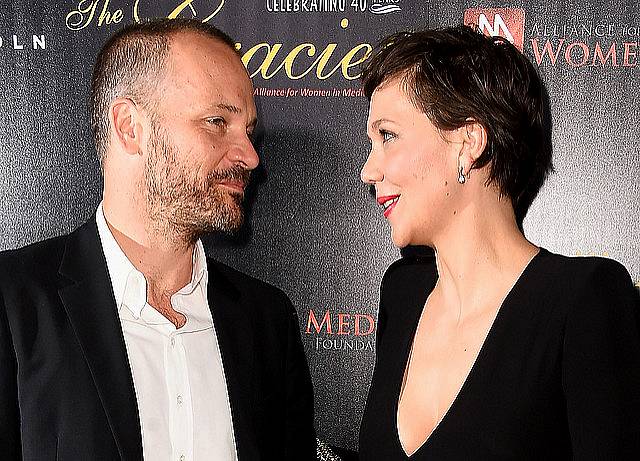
{"left": 96, "top": 204, "right": 237, "bottom": 461}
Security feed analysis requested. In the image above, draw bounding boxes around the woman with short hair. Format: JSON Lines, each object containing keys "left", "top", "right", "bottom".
{"left": 358, "top": 25, "right": 640, "bottom": 459}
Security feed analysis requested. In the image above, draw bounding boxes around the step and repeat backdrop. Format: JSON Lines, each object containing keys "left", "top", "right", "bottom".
{"left": 1, "top": 0, "right": 638, "bottom": 453}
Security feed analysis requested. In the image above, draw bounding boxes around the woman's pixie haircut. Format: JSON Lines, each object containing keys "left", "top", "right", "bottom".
{"left": 362, "top": 25, "right": 553, "bottom": 224}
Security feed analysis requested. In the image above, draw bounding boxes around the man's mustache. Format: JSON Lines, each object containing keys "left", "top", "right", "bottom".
{"left": 206, "top": 166, "right": 252, "bottom": 188}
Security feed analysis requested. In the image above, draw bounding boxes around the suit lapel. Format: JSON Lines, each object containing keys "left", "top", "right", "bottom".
{"left": 207, "top": 262, "right": 259, "bottom": 461}
{"left": 58, "top": 218, "right": 142, "bottom": 461}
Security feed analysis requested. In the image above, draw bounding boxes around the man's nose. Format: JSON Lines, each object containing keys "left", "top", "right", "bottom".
{"left": 230, "top": 137, "right": 259, "bottom": 170}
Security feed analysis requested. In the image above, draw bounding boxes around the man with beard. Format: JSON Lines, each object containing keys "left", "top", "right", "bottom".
{"left": 0, "top": 19, "right": 315, "bottom": 461}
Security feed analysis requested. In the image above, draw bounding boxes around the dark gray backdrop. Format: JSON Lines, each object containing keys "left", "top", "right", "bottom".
{"left": 1, "top": 0, "right": 638, "bottom": 451}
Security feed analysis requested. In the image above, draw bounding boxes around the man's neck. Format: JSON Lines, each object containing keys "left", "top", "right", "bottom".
{"left": 106, "top": 219, "right": 194, "bottom": 329}
{"left": 102, "top": 200, "right": 197, "bottom": 331}
{"left": 104, "top": 219, "right": 194, "bottom": 294}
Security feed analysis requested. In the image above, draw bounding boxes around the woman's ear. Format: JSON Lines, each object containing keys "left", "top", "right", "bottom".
{"left": 456, "top": 119, "right": 487, "bottom": 179}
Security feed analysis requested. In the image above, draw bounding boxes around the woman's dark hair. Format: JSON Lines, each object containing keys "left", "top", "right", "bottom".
{"left": 362, "top": 25, "right": 552, "bottom": 224}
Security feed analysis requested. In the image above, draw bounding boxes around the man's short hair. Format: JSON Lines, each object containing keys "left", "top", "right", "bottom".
{"left": 361, "top": 25, "right": 553, "bottom": 224}
{"left": 90, "top": 18, "right": 237, "bottom": 164}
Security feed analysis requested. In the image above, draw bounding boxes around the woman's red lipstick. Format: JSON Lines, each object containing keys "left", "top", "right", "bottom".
{"left": 377, "top": 194, "right": 400, "bottom": 218}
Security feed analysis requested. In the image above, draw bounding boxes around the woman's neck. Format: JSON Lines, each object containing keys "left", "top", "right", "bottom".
{"left": 430, "top": 199, "right": 538, "bottom": 321}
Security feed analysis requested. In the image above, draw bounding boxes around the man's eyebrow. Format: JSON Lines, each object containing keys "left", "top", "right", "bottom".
{"left": 213, "top": 102, "right": 257, "bottom": 129}
{"left": 217, "top": 103, "right": 241, "bottom": 114}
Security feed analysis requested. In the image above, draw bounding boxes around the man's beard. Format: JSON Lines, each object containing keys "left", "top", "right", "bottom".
{"left": 143, "top": 122, "right": 251, "bottom": 243}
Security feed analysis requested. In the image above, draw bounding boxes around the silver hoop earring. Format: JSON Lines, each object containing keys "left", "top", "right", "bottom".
{"left": 457, "top": 165, "right": 466, "bottom": 184}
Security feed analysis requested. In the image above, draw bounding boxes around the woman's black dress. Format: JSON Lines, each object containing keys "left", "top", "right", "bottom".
{"left": 359, "top": 249, "right": 640, "bottom": 460}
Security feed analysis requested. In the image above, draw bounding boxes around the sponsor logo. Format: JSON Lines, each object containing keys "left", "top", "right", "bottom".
{"left": 464, "top": 8, "right": 525, "bottom": 50}
{"left": 64, "top": 1, "right": 373, "bottom": 82}
{"left": 0, "top": 34, "right": 46, "bottom": 50}
{"left": 264, "top": 0, "right": 401, "bottom": 14}
{"left": 464, "top": 8, "right": 637, "bottom": 69}
{"left": 370, "top": 0, "right": 401, "bottom": 15}
{"left": 305, "top": 309, "right": 376, "bottom": 351}
{"left": 528, "top": 22, "right": 637, "bottom": 68}
{"left": 254, "top": 87, "right": 364, "bottom": 97}
{"left": 237, "top": 27, "right": 372, "bottom": 81}
{"left": 266, "top": 0, "right": 348, "bottom": 13}
{"left": 65, "top": 0, "right": 225, "bottom": 31}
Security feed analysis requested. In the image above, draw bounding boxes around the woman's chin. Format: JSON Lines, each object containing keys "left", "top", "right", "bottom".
{"left": 390, "top": 228, "right": 410, "bottom": 249}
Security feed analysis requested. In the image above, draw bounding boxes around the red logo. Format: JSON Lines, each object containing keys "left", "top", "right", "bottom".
{"left": 305, "top": 309, "right": 375, "bottom": 336}
{"left": 464, "top": 8, "right": 525, "bottom": 51}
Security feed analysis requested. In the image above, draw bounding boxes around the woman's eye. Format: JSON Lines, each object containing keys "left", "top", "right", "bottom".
{"left": 380, "top": 129, "right": 396, "bottom": 143}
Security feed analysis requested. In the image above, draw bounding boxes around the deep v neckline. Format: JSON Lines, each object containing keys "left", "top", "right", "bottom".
{"left": 395, "top": 250, "right": 541, "bottom": 458}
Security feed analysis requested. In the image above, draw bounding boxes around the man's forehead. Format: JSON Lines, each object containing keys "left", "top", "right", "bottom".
{"left": 168, "top": 31, "right": 237, "bottom": 65}
{"left": 147, "top": 30, "right": 255, "bottom": 118}
{"left": 165, "top": 32, "right": 248, "bottom": 85}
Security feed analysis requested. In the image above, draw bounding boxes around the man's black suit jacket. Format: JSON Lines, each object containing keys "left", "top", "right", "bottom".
{"left": 0, "top": 217, "right": 315, "bottom": 460}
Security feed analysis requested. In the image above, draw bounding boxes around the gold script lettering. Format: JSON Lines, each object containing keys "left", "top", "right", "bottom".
{"left": 97, "top": 0, "right": 123, "bottom": 27}
{"left": 315, "top": 44, "right": 338, "bottom": 79}
{"left": 65, "top": 0, "right": 99, "bottom": 31}
{"left": 239, "top": 41, "right": 372, "bottom": 80}
{"left": 134, "top": 0, "right": 224, "bottom": 23}
{"left": 340, "top": 43, "right": 371, "bottom": 80}
{"left": 168, "top": 0, "right": 224, "bottom": 22}
{"left": 283, "top": 44, "right": 318, "bottom": 79}
{"left": 66, "top": 0, "right": 122, "bottom": 30}
{"left": 241, "top": 43, "right": 287, "bottom": 79}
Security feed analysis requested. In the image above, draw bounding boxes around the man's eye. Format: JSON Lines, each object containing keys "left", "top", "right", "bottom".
{"left": 380, "top": 129, "right": 396, "bottom": 143}
{"left": 207, "top": 117, "right": 226, "bottom": 127}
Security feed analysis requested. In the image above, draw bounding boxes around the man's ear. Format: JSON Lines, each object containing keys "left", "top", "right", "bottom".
{"left": 457, "top": 119, "right": 487, "bottom": 174}
{"left": 109, "top": 97, "right": 144, "bottom": 155}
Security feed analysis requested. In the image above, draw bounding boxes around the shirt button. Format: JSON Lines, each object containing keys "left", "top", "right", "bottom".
{"left": 179, "top": 455, "right": 185, "bottom": 461}
{"left": 170, "top": 337, "right": 175, "bottom": 347}
{"left": 177, "top": 395, "right": 183, "bottom": 405}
